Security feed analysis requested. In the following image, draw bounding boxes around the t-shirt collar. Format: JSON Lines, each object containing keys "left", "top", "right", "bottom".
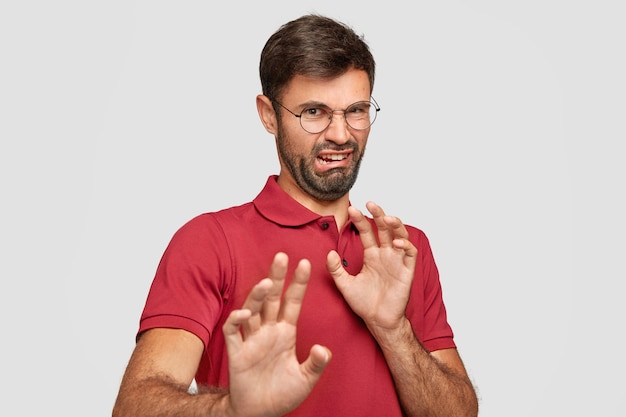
{"left": 253, "top": 175, "right": 323, "bottom": 227}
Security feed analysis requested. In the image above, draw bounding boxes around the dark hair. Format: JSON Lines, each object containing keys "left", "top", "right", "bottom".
{"left": 259, "top": 14, "right": 376, "bottom": 102}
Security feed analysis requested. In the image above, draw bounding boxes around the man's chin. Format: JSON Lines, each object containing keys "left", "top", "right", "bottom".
{"left": 316, "top": 177, "right": 358, "bottom": 200}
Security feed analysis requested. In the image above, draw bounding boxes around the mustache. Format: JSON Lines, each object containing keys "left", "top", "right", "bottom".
{"left": 312, "top": 141, "right": 359, "bottom": 154}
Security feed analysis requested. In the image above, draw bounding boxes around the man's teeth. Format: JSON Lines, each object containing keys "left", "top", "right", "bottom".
{"left": 318, "top": 154, "right": 347, "bottom": 164}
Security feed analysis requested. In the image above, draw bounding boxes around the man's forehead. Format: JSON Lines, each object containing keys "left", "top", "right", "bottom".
{"left": 281, "top": 69, "right": 371, "bottom": 106}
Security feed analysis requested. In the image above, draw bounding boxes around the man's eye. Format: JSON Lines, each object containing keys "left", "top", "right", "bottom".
{"left": 347, "top": 104, "right": 369, "bottom": 114}
{"left": 303, "top": 108, "right": 327, "bottom": 118}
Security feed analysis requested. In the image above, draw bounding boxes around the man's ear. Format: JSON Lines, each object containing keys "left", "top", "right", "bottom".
{"left": 256, "top": 95, "right": 278, "bottom": 135}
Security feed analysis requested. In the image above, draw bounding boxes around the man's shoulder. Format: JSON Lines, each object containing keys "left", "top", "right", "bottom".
{"left": 164, "top": 201, "right": 258, "bottom": 252}
{"left": 404, "top": 223, "right": 432, "bottom": 249}
{"left": 184, "top": 200, "right": 256, "bottom": 228}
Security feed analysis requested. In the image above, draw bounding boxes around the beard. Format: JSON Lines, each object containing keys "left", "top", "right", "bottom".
{"left": 276, "top": 126, "right": 365, "bottom": 201}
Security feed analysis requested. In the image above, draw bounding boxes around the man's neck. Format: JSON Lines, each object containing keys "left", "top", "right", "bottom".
{"left": 276, "top": 175, "right": 351, "bottom": 230}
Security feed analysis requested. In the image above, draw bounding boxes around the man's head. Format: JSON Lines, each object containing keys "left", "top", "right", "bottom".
{"left": 259, "top": 14, "right": 376, "bottom": 103}
{"left": 257, "top": 15, "right": 377, "bottom": 203}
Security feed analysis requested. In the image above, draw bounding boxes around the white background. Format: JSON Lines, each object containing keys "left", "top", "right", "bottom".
{"left": 1, "top": 1, "right": 624, "bottom": 416}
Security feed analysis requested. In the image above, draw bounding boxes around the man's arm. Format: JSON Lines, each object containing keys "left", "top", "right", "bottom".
{"left": 327, "top": 202, "right": 478, "bottom": 417}
{"left": 112, "top": 328, "right": 231, "bottom": 417}
{"left": 372, "top": 320, "right": 478, "bottom": 417}
{"left": 113, "top": 253, "right": 331, "bottom": 417}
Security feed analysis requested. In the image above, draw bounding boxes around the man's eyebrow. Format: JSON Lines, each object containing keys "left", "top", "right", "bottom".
{"left": 297, "top": 99, "right": 371, "bottom": 110}
{"left": 297, "top": 100, "right": 331, "bottom": 110}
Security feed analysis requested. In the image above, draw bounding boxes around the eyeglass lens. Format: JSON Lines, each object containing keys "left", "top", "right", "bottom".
{"left": 300, "top": 101, "right": 378, "bottom": 133}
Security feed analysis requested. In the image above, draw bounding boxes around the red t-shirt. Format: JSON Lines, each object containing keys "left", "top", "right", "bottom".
{"left": 139, "top": 175, "right": 455, "bottom": 416}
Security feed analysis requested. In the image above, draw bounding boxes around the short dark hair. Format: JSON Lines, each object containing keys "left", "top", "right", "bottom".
{"left": 259, "top": 14, "right": 376, "bottom": 102}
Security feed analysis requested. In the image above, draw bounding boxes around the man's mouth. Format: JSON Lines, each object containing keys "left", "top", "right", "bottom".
{"left": 317, "top": 153, "right": 350, "bottom": 165}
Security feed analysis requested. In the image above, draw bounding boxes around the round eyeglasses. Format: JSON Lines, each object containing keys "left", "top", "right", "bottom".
{"left": 272, "top": 98, "right": 380, "bottom": 134}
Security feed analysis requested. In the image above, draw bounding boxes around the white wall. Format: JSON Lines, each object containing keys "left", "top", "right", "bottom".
{"left": 1, "top": 1, "right": 624, "bottom": 415}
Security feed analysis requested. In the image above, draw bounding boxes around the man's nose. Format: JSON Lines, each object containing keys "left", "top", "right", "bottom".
{"left": 323, "top": 111, "right": 350, "bottom": 143}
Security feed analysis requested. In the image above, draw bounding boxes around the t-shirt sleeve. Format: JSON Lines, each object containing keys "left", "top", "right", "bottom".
{"left": 406, "top": 227, "right": 457, "bottom": 352}
{"left": 137, "top": 214, "right": 232, "bottom": 349}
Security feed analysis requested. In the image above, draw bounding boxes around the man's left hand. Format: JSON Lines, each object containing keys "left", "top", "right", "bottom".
{"left": 326, "top": 201, "right": 418, "bottom": 335}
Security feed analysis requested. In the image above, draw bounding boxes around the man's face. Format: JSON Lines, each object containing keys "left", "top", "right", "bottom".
{"left": 275, "top": 68, "right": 372, "bottom": 202}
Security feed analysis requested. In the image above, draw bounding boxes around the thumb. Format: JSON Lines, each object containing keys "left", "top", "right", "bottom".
{"left": 326, "top": 250, "right": 347, "bottom": 283}
{"left": 301, "top": 344, "right": 332, "bottom": 380}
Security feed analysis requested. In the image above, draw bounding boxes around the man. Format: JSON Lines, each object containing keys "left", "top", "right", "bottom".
{"left": 113, "top": 14, "right": 478, "bottom": 417}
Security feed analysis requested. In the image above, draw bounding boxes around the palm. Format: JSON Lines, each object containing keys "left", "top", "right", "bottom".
{"left": 228, "top": 322, "right": 312, "bottom": 414}
{"left": 223, "top": 253, "right": 330, "bottom": 417}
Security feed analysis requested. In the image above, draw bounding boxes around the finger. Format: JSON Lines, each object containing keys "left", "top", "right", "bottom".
{"left": 377, "top": 212, "right": 418, "bottom": 267}
{"left": 222, "top": 309, "right": 252, "bottom": 353}
{"left": 347, "top": 205, "right": 379, "bottom": 249}
{"left": 383, "top": 214, "right": 410, "bottom": 240}
{"left": 326, "top": 250, "right": 351, "bottom": 292}
{"left": 300, "top": 344, "right": 332, "bottom": 382}
{"left": 260, "top": 252, "right": 289, "bottom": 324}
{"left": 392, "top": 237, "right": 419, "bottom": 268}
{"left": 279, "top": 258, "right": 311, "bottom": 325}
{"left": 365, "top": 201, "right": 395, "bottom": 247}
{"left": 240, "top": 278, "right": 273, "bottom": 336}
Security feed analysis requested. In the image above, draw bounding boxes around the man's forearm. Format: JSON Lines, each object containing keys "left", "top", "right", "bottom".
{"left": 112, "top": 375, "right": 230, "bottom": 417}
{"left": 373, "top": 319, "right": 478, "bottom": 417}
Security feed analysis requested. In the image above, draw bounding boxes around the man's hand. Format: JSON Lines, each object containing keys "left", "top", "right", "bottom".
{"left": 327, "top": 202, "right": 418, "bottom": 334}
{"left": 223, "top": 252, "right": 332, "bottom": 417}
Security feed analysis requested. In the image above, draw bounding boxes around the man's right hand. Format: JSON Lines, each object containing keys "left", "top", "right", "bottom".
{"left": 222, "top": 252, "right": 331, "bottom": 417}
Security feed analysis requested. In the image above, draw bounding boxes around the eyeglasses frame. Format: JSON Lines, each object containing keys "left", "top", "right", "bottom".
{"left": 271, "top": 97, "right": 381, "bottom": 134}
